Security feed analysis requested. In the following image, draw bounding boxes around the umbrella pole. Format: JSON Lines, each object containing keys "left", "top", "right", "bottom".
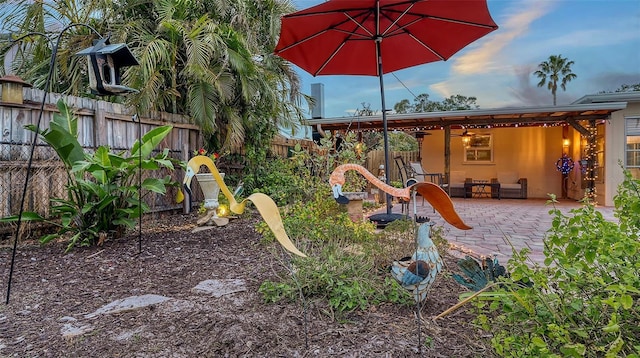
{"left": 377, "top": 40, "right": 392, "bottom": 215}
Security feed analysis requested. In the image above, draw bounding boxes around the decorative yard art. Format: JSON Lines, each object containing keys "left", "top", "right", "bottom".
{"left": 180, "top": 155, "right": 306, "bottom": 257}
{"left": 328, "top": 163, "right": 471, "bottom": 230}
{"left": 390, "top": 222, "right": 443, "bottom": 303}
{"left": 328, "top": 163, "right": 472, "bottom": 304}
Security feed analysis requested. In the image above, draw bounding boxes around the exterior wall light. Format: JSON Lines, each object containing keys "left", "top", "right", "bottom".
{"left": 0, "top": 74, "right": 32, "bottom": 104}
{"left": 461, "top": 130, "right": 472, "bottom": 148}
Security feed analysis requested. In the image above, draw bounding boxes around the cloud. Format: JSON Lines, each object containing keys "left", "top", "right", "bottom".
{"left": 427, "top": 0, "right": 564, "bottom": 108}
{"left": 587, "top": 72, "right": 640, "bottom": 93}
{"left": 508, "top": 65, "right": 556, "bottom": 106}
{"left": 452, "top": 0, "right": 557, "bottom": 75}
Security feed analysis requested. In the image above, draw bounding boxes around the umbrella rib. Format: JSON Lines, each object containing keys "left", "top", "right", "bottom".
{"left": 382, "top": 17, "right": 423, "bottom": 37}
{"left": 407, "top": 33, "right": 446, "bottom": 61}
{"left": 344, "top": 11, "right": 374, "bottom": 37}
{"left": 333, "top": 28, "right": 370, "bottom": 39}
{"left": 314, "top": 42, "right": 346, "bottom": 76}
{"left": 275, "top": 28, "right": 331, "bottom": 53}
{"left": 421, "top": 14, "right": 498, "bottom": 30}
{"left": 380, "top": 2, "right": 415, "bottom": 37}
{"left": 276, "top": 10, "right": 374, "bottom": 54}
{"left": 282, "top": 7, "right": 372, "bottom": 19}
{"left": 389, "top": 12, "right": 498, "bottom": 31}
{"left": 314, "top": 11, "right": 374, "bottom": 75}
{"left": 377, "top": 10, "right": 497, "bottom": 62}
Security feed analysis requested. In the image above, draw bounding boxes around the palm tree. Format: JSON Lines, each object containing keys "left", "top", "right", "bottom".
{"left": 116, "top": 0, "right": 306, "bottom": 152}
{"left": 0, "top": 0, "right": 113, "bottom": 93}
{"left": 1, "top": 0, "right": 307, "bottom": 155}
{"left": 534, "top": 54, "right": 577, "bottom": 106}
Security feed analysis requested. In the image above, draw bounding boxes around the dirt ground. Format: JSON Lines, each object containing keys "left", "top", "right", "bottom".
{"left": 0, "top": 212, "right": 494, "bottom": 357}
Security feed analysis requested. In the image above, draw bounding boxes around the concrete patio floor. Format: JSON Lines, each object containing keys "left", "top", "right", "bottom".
{"left": 370, "top": 197, "right": 617, "bottom": 265}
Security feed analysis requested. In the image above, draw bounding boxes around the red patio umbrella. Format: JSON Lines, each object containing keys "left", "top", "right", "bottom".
{"left": 274, "top": 0, "right": 498, "bottom": 216}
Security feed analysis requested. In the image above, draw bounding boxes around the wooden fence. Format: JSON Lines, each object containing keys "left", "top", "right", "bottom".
{"left": 365, "top": 149, "right": 419, "bottom": 183}
{"left": 269, "top": 135, "right": 318, "bottom": 158}
{"left": 0, "top": 88, "right": 200, "bottom": 224}
{"left": 0, "top": 86, "right": 418, "bottom": 236}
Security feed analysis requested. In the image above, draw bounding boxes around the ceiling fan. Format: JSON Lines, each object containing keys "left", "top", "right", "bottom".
{"left": 451, "top": 128, "right": 477, "bottom": 148}
{"left": 451, "top": 129, "right": 477, "bottom": 147}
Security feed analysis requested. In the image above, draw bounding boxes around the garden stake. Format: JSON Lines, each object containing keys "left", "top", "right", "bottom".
{"left": 412, "top": 192, "right": 422, "bottom": 355}
{"left": 132, "top": 113, "right": 143, "bottom": 255}
{"left": 5, "top": 25, "right": 105, "bottom": 304}
{"left": 434, "top": 283, "right": 500, "bottom": 320}
{"left": 288, "top": 257, "right": 309, "bottom": 350}
{"left": 5, "top": 24, "right": 140, "bottom": 303}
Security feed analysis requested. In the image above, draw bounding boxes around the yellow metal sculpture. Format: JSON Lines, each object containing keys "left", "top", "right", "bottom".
{"left": 178, "top": 155, "right": 307, "bottom": 257}
{"left": 329, "top": 164, "right": 471, "bottom": 230}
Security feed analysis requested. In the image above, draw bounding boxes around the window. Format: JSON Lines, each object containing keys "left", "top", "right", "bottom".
{"left": 464, "top": 134, "right": 493, "bottom": 163}
{"left": 626, "top": 117, "right": 640, "bottom": 179}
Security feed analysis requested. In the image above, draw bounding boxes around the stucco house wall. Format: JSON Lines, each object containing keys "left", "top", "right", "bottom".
{"left": 603, "top": 101, "right": 640, "bottom": 206}
{"left": 417, "top": 93, "right": 640, "bottom": 206}
{"left": 573, "top": 92, "right": 640, "bottom": 206}
{"left": 420, "top": 126, "right": 565, "bottom": 199}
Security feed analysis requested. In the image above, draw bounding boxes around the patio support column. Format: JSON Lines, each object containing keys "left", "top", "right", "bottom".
{"left": 586, "top": 119, "right": 597, "bottom": 200}
{"left": 444, "top": 125, "right": 451, "bottom": 194}
{"left": 561, "top": 125, "right": 569, "bottom": 199}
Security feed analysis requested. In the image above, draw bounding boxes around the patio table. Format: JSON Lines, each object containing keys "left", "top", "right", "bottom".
{"left": 464, "top": 180, "right": 499, "bottom": 199}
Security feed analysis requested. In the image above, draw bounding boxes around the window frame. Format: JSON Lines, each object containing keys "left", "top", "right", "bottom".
{"left": 463, "top": 133, "right": 493, "bottom": 163}
{"left": 625, "top": 116, "right": 640, "bottom": 179}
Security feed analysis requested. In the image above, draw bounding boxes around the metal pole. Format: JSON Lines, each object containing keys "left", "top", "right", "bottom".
{"left": 182, "top": 143, "right": 191, "bottom": 214}
{"left": 376, "top": 40, "right": 392, "bottom": 215}
{"left": 6, "top": 24, "right": 103, "bottom": 304}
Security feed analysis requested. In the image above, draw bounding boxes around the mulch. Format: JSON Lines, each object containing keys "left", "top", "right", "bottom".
{"left": 0, "top": 212, "right": 495, "bottom": 357}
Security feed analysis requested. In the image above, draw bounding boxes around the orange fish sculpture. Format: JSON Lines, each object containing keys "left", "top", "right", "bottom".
{"left": 329, "top": 164, "right": 471, "bottom": 230}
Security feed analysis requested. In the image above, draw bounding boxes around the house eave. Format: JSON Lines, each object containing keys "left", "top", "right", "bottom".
{"left": 305, "top": 102, "right": 629, "bottom": 132}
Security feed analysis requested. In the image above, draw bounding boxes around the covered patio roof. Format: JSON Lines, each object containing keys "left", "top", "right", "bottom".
{"left": 305, "top": 102, "right": 628, "bottom": 132}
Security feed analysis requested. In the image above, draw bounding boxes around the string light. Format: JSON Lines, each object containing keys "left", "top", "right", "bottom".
{"left": 579, "top": 123, "right": 599, "bottom": 201}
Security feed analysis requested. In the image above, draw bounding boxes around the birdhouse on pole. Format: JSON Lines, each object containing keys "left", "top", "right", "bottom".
{"left": 75, "top": 36, "right": 139, "bottom": 96}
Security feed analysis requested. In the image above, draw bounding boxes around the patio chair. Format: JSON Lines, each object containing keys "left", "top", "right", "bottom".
{"left": 442, "top": 171, "right": 472, "bottom": 198}
{"left": 409, "top": 162, "right": 444, "bottom": 187}
{"left": 491, "top": 171, "right": 527, "bottom": 199}
{"left": 393, "top": 156, "right": 414, "bottom": 213}
{"left": 408, "top": 161, "right": 444, "bottom": 211}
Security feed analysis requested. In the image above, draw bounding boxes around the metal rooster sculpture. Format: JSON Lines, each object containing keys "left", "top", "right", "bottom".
{"left": 390, "top": 222, "right": 443, "bottom": 303}
{"left": 329, "top": 164, "right": 471, "bottom": 230}
{"left": 178, "top": 155, "right": 306, "bottom": 257}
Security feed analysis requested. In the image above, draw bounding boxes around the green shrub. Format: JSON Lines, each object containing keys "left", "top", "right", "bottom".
{"left": 0, "top": 100, "right": 178, "bottom": 251}
{"left": 247, "top": 132, "right": 369, "bottom": 206}
{"left": 474, "top": 172, "right": 640, "bottom": 357}
{"left": 256, "top": 187, "right": 371, "bottom": 246}
{"left": 257, "top": 193, "right": 454, "bottom": 315}
{"left": 258, "top": 234, "right": 416, "bottom": 314}
{"left": 245, "top": 156, "right": 321, "bottom": 207}
{"left": 253, "top": 131, "right": 447, "bottom": 316}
